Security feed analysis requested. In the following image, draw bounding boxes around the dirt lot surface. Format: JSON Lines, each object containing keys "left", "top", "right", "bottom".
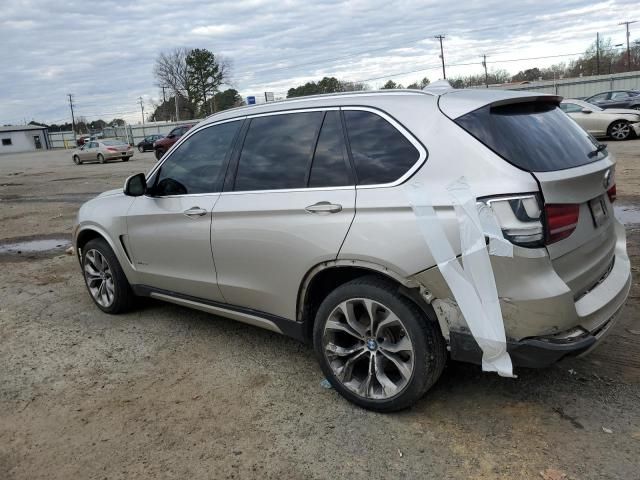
{"left": 1, "top": 144, "right": 639, "bottom": 480}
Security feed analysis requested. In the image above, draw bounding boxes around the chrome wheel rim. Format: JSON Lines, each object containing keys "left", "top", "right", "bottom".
{"left": 611, "top": 122, "right": 630, "bottom": 139}
{"left": 322, "top": 298, "right": 415, "bottom": 400}
{"left": 84, "top": 249, "right": 115, "bottom": 307}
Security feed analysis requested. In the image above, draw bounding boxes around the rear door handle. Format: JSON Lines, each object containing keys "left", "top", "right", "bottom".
{"left": 183, "top": 206, "right": 208, "bottom": 217}
{"left": 305, "top": 201, "right": 342, "bottom": 214}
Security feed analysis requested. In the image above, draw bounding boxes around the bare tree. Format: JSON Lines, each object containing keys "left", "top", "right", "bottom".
{"left": 153, "top": 48, "right": 192, "bottom": 99}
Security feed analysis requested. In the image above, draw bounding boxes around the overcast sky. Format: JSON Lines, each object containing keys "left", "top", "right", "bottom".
{"left": 0, "top": 0, "right": 637, "bottom": 125}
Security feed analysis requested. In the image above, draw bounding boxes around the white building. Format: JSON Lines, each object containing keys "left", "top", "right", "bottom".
{"left": 0, "top": 125, "right": 50, "bottom": 154}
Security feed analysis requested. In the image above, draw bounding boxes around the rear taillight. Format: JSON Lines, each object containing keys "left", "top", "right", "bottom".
{"left": 607, "top": 184, "right": 616, "bottom": 203}
{"left": 106, "top": 147, "right": 117, "bottom": 152}
{"left": 544, "top": 204, "right": 579, "bottom": 244}
{"left": 483, "top": 194, "right": 544, "bottom": 247}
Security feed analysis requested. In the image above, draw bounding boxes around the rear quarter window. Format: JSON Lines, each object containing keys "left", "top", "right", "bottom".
{"left": 454, "top": 102, "right": 607, "bottom": 172}
{"left": 343, "top": 110, "right": 420, "bottom": 185}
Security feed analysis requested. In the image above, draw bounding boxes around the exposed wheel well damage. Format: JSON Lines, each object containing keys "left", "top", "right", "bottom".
{"left": 75, "top": 229, "right": 103, "bottom": 254}
{"left": 298, "top": 262, "right": 441, "bottom": 343}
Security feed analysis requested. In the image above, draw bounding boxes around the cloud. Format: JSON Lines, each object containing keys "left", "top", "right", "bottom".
{"left": 0, "top": 0, "right": 637, "bottom": 124}
{"left": 192, "top": 24, "right": 242, "bottom": 36}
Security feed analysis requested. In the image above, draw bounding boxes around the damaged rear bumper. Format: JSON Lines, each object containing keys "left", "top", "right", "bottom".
{"left": 449, "top": 303, "right": 624, "bottom": 368}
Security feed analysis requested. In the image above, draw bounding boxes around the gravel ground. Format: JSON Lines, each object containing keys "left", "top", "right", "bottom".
{"left": 1, "top": 144, "right": 639, "bottom": 480}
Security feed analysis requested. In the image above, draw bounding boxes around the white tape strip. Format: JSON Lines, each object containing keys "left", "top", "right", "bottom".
{"left": 408, "top": 177, "right": 515, "bottom": 378}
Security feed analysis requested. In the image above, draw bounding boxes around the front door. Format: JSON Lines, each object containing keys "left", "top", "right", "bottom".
{"left": 33, "top": 135, "right": 42, "bottom": 149}
{"left": 126, "top": 120, "right": 242, "bottom": 302}
{"left": 212, "top": 110, "right": 356, "bottom": 320}
{"left": 80, "top": 142, "right": 97, "bottom": 161}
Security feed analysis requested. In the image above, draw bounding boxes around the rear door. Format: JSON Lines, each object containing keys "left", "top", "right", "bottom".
{"left": 211, "top": 110, "right": 356, "bottom": 320}
{"left": 126, "top": 120, "right": 242, "bottom": 301}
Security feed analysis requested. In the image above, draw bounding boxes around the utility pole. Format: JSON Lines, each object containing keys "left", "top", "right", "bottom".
{"left": 435, "top": 34, "right": 446, "bottom": 79}
{"left": 620, "top": 20, "right": 638, "bottom": 71}
{"left": 161, "top": 86, "right": 167, "bottom": 120}
{"left": 67, "top": 94, "right": 77, "bottom": 143}
{"left": 174, "top": 92, "right": 180, "bottom": 122}
{"left": 596, "top": 32, "right": 600, "bottom": 75}
{"left": 138, "top": 96, "right": 146, "bottom": 138}
{"left": 138, "top": 97, "right": 145, "bottom": 125}
{"left": 482, "top": 54, "right": 489, "bottom": 88}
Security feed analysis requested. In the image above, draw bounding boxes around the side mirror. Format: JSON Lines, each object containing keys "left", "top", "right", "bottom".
{"left": 582, "top": 108, "right": 592, "bottom": 114}
{"left": 124, "top": 173, "right": 146, "bottom": 197}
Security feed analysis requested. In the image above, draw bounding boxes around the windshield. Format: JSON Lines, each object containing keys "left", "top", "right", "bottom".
{"left": 455, "top": 101, "right": 607, "bottom": 172}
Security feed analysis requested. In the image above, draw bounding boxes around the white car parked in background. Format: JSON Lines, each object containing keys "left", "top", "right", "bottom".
{"left": 560, "top": 99, "right": 640, "bottom": 140}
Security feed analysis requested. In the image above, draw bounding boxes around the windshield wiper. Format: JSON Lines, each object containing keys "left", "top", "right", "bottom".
{"left": 588, "top": 143, "right": 607, "bottom": 158}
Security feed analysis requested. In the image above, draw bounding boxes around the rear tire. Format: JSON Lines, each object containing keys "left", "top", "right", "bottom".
{"left": 123, "top": 156, "right": 130, "bottom": 162}
{"left": 313, "top": 276, "right": 446, "bottom": 412}
{"left": 81, "top": 238, "right": 135, "bottom": 314}
{"left": 97, "top": 153, "right": 106, "bottom": 164}
{"left": 73, "top": 155, "right": 82, "bottom": 165}
{"left": 608, "top": 120, "right": 632, "bottom": 140}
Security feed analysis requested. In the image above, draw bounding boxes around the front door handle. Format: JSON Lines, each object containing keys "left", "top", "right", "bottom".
{"left": 305, "top": 201, "right": 342, "bottom": 214}
{"left": 183, "top": 206, "right": 208, "bottom": 217}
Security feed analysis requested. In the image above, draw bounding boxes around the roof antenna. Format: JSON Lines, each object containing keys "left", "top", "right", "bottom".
{"left": 423, "top": 79, "right": 453, "bottom": 93}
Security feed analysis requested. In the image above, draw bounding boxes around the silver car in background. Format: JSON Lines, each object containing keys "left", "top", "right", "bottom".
{"left": 72, "top": 139, "right": 133, "bottom": 165}
{"left": 560, "top": 98, "right": 640, "bottom": 140}
{"left": 73, "top": 88, "right": 631, "bottom": 411}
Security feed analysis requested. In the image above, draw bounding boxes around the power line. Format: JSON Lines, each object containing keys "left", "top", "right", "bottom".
{"left": 351, "top": 46, "right": 629, "bottom": 84}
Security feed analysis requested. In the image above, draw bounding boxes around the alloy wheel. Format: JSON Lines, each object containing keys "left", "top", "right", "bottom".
{"left": 83, "top": 249, "right": 115, "bottom": 308}
{"left": 610, "top": 121, "right": 631, "bottom": 140}
{"left": 322, "top": 298, "right": 415, "bottom": 400}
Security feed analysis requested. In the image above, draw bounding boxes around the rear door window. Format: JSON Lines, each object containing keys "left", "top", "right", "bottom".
{"left": 308, "top": 111, "right": 352, "bottom": 188}
{"left": 234, "top": 112, "right": 323, "bottom": 191}
{"left": 153, "top": 121, "right": 240, "bottom": 195}
{"left": 454, "top": 102, "right": 607, "bottom": 172}
{"left": 343, "top": 110, "right": 420, "bottom": 185}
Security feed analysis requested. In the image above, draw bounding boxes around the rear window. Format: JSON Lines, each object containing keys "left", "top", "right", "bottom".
{"left": 455, "top": 102, "right": 607, "bottom": 172}
{"left": 102, "top": 140, "right": 126, "bottom": 146}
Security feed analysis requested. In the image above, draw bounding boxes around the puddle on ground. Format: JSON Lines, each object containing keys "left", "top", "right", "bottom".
{"left": 0, "top": 238, "right": 70, "bottom": 255}
{"left": 614, "top": 204, "right": 640, "bottom": 226}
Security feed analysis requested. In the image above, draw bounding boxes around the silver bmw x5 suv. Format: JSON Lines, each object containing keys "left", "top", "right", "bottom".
{"left": 74, "top": 86, "right": 631, "bottom": 411}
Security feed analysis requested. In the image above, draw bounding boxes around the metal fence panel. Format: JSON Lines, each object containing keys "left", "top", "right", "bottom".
{"left": 495, "top": 70, "right": 640, "bottom": 99}
{"left": 47, "top": 119, "right": 204, "bottom": 148}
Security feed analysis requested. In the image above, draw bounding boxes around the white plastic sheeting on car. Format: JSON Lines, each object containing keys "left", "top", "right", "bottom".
{"left": 407, "top": 177, "right": 515, "bottom": 377}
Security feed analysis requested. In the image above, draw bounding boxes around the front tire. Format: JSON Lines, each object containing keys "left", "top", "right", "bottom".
{"left": 81, "top": 238, "right": 135, "bottom": 314}
{"left": 73, "top": 155, "right": 82, "bottom": 165}
{"left": 138, "top": 145, "right": 144, "bottom": 153}
{"left": 154, "top": 148, "right": 165, "bottom": 160}
{"left": 97, "top": 153, "right": 106, "bottom": 164}
{"left": 608, "top": 120, "right": 632, "bottom": 140}
{"left": 313, "top": 276, "right": 446, "bottom": 412}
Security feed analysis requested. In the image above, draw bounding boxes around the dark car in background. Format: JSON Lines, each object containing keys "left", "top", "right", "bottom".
{"left": 136, "top": 134, "right": 164, "bottom": 153}
{"left": 153, "top": 124, "right": 194, "bottom": 160}
{"left": 585, "top": 90, "right": 640, "bottom": 110}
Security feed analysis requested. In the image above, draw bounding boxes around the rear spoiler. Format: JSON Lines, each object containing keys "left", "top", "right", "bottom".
{"left": 438, "top": 89, "right": 563, "bottom": 120}
{"left": 487, "top": 95, "right": 562, "bottom": 108}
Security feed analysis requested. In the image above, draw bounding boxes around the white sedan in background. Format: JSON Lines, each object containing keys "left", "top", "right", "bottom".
{"left": 560, "top": 99, "right": 640, "bottom": 140}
